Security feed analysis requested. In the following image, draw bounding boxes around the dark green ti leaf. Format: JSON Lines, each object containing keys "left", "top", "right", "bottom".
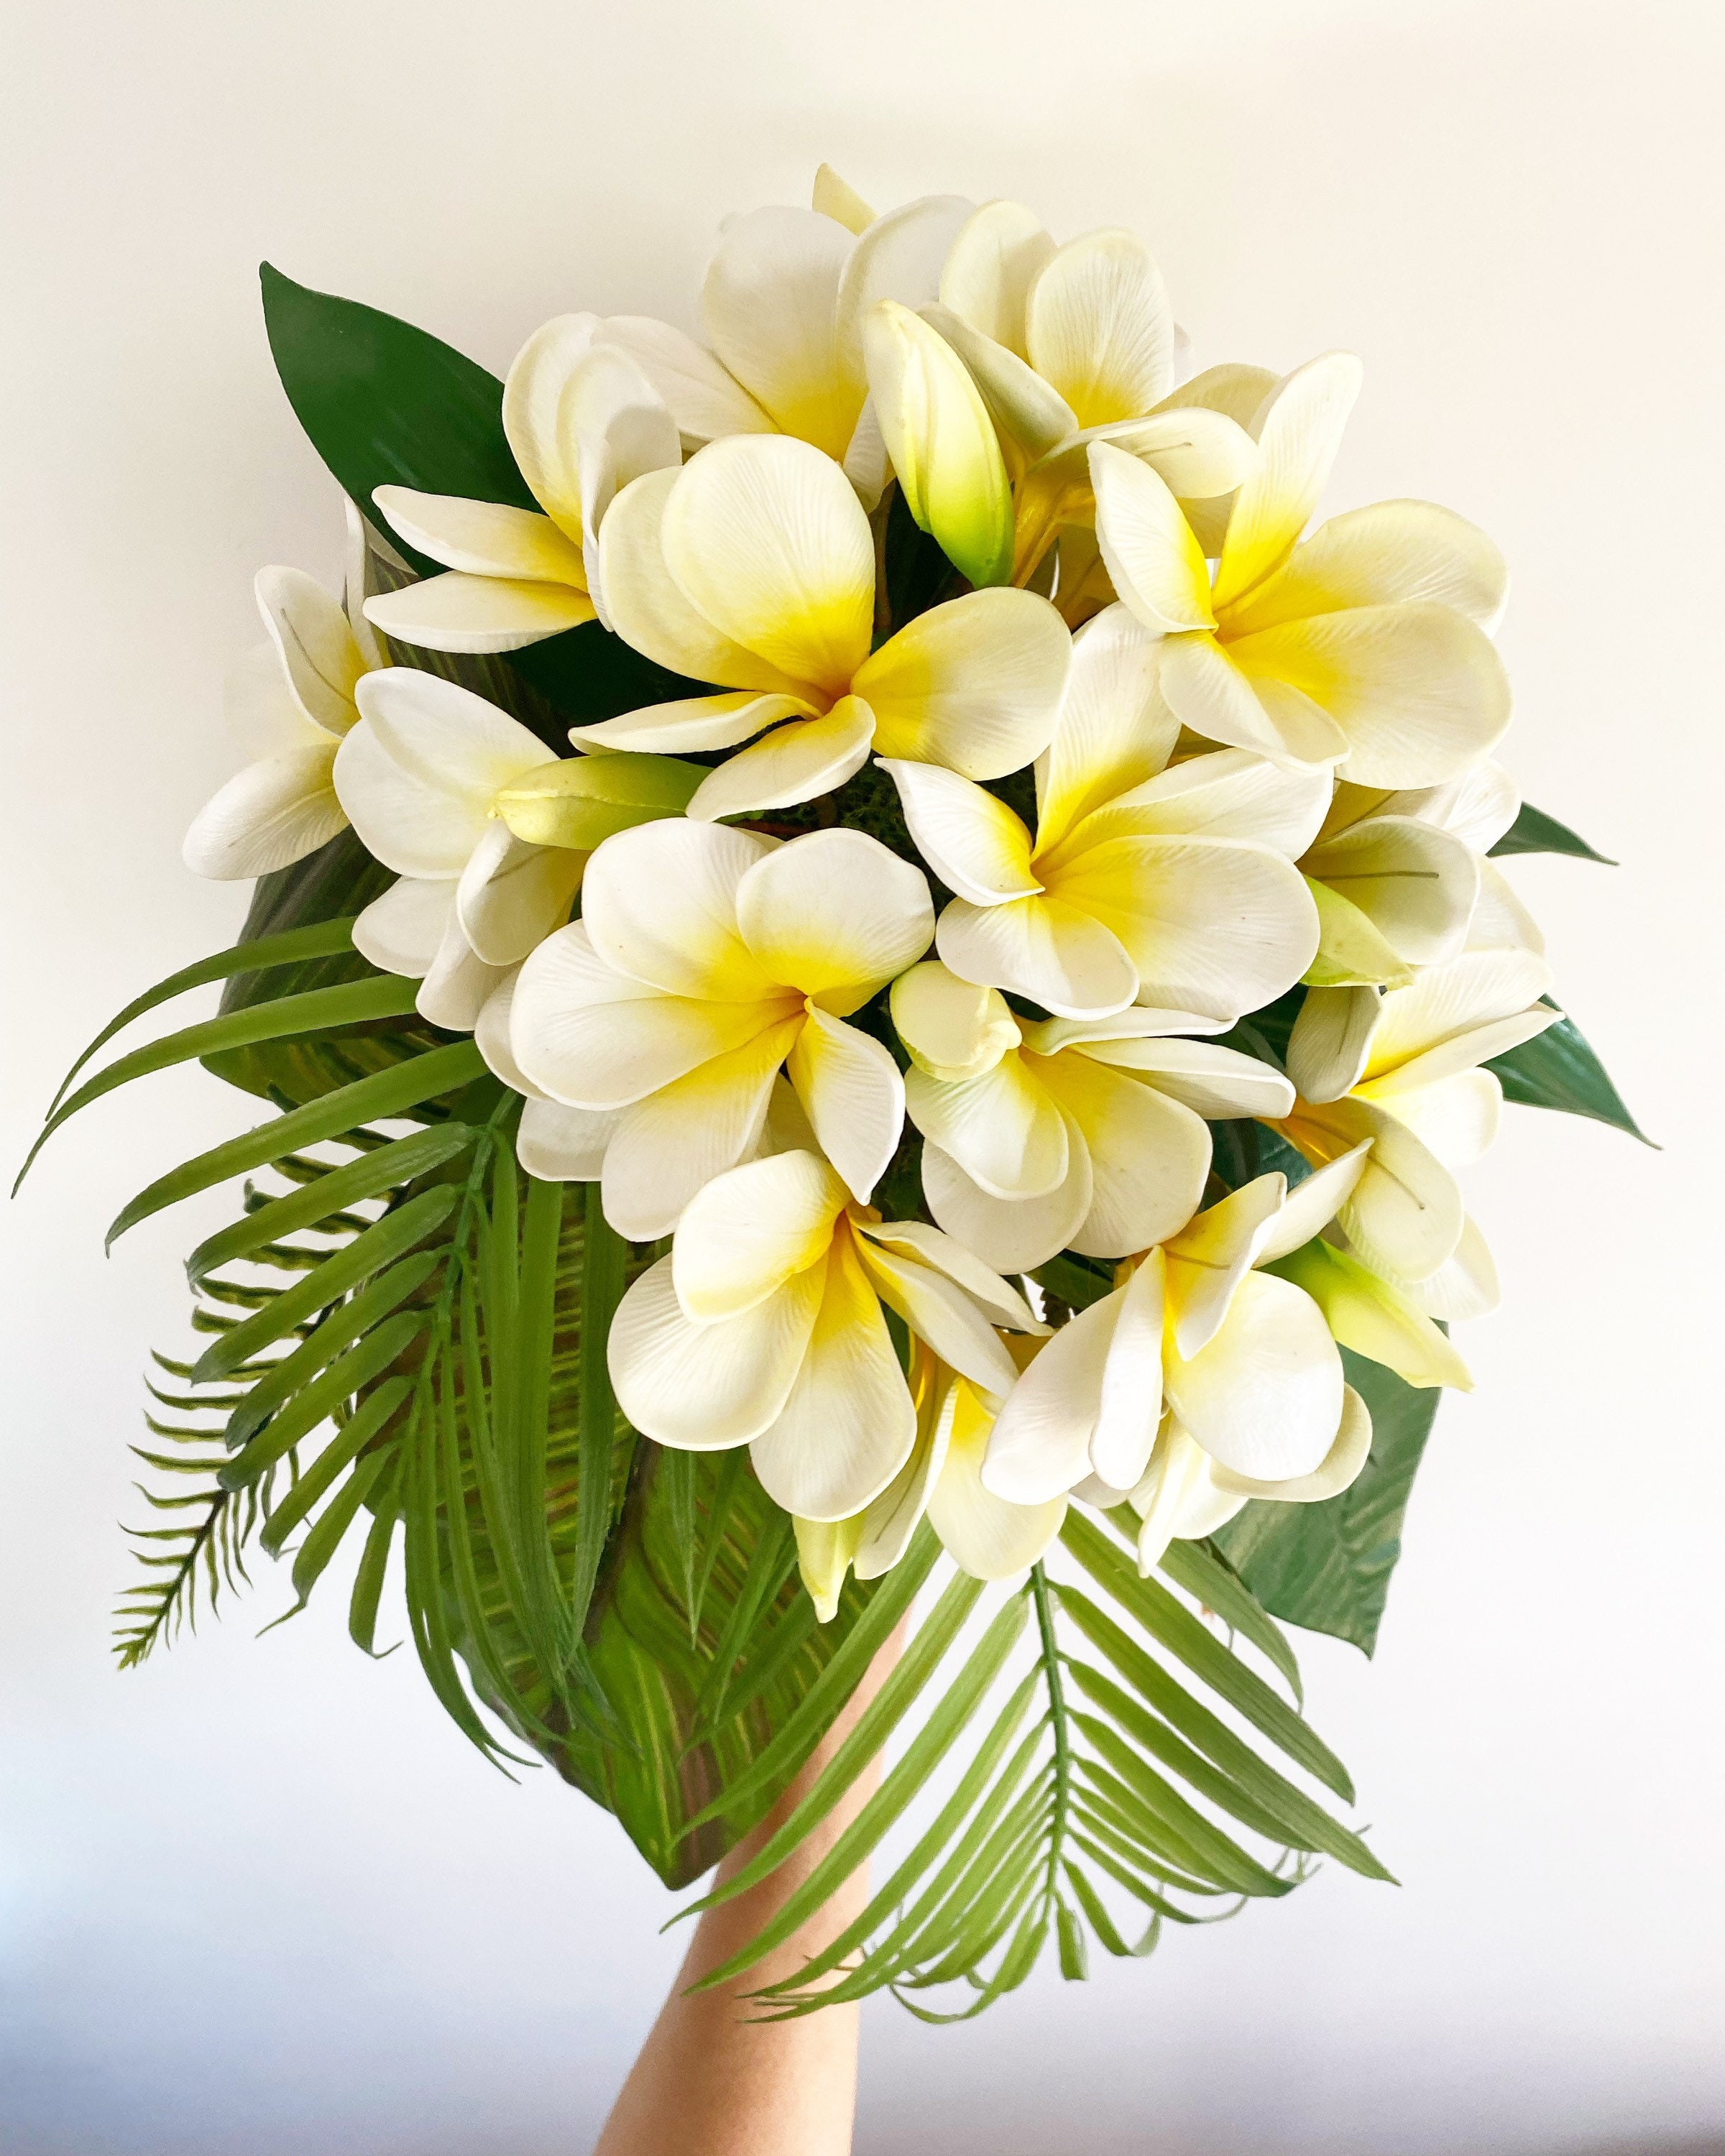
{"left": 1489, "top": 801, "right": 1616, "bottom": 864}
{"left": 1488, "top": 1009, "right": 1652, "bottom": 1145}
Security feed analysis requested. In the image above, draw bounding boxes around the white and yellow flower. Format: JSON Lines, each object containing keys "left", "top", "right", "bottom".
{"left": 593, "top": 170, "right": 974, "bottom": 498}
{"left": 183, "top": 508, "right": 385, "bottom": 879}
{"left": 574, "top": 433, "right": 1073, "bottom": 822}
{"left": 508, "top": 820, "right": 932, "bottom": 1237}
{"left": 1090, "top": 355, "right": 1512, "bottom": 786}
{"left": 794, "top": 1337, "right": 1065, "bottom": 1619}
{"left": 981, "top": 1156, "right": 1403, "bottom": 1570}
{"left": 363, "top": 316, "right": 682, "bottom": 654}
{"left": 909, "top": 198, "right": 1257, "bottom": 584}
{"left": 1272, "top": 948, "right": 1560, "bottom": 1298}
{"left": 334, "top": 671, "right": 698, "bottom": 1031}
{"left": 880, "top": 602, "right": 1322, "bottom": 1021}
{"left": 608, "top": 1147, "right": 1043, "bottom": 1521}
{"left": 891, "top": 959, "right": 1293, "bottom": 1271}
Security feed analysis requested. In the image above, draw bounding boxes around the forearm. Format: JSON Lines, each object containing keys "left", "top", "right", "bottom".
{"left": 594, "top": 1628, "right": 901, "bottom": 2156}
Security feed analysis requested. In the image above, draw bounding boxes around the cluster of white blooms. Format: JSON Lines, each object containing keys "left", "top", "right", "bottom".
{"left": 187, "top": 169, "right": 1555, "bottom": 1618}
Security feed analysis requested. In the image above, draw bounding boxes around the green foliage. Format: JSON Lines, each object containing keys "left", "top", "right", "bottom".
{"left": 1489, "top": 801, "right": 1615, "bottom": 864}
{"left": 673, "top": 1519, "right": 1386, "bottom": 2017}
{"left": 1489, "top": 1009, "right": 1652, "bottom": 1143}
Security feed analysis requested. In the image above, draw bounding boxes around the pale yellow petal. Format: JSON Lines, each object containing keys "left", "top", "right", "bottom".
{"left": 1213, "top": 351, "right": 1363, "bottom": 609}
{"left": 1159, "top": 632, "right": 1348, "bottom": 769}
{"left": 1269, "top": 1238, "right": 1473, "bottom": 1390}
{"left": 254, "top": 566, "right": 367, "bottom": 735}
{"left": 1090, "top": 1248, "right": 1165, "bottom": 1491}
{"left": 600, "top": 1023, "right": 798, "bottom": 1238}
{"left": 904, "top": 1052, "right": 1070, "bottom": 1200}
{"left": 812, "top": 162, "right": 877, "bottom": 236}
{"left": 1304, "top": 812, "right": 1480, "bottom": 967}
{"left": 673, "top": 1148, "right": 848, "bottom": 1322}
{"left": 795, "top": 1511, "right": 865, "bottom": 1623}
{"left": 702, "top": 205, "right": 860, "bottom": 458}
{"left": 1359, "top": 948, "right": 1555, "bottom": 1087}
{"left": 855, "top": 1220, "right": 1046, "bottom": 1335}
{"left": 1222, "top": 499, "right": 1509, "bottom": 639}
{"left": 930, "top": 1380, "right": 1067, "bottom": 1580}
{"left": 516, "top": 1097, "right": 622, "bottom": 1181}
{"left": 937, "top": 893, "right": 1138, "bottom": 1020}
{"left": 1282, "top": 1095, "right": 1463, "bottom": 1284}
{"left": 610, "top": 1253, "right": 825, "bottom": 1448}
{"left": 1063, "top": 1035, "right": 1295, "bottom": 1123}
{"left": 735, "top": 825, "right": 935, "bottom": 1010}
{"left": 939, "top": 200, "right": 1054, "bottom": 357}
{"left": 877, "top": 758, "right": 1039, "bottom": 904}
{"left": 1284, "top": 983, "right": 1382, "bottom": 1102}
{"left": 570, "top": 691, "right": 819, "bottom": 757}
{"left": 351, "top": 875, "right": 454, "bottom": 979}
{"left": 1025, "top": 230, "right": 1174, "bottom": 428}
{"left": 787, "top": 1008, "right": 906, "bottom": 1203}
{"left": 1210, "top": 1381, "right": 1373, "bottom": 1501}
{"left": 370, "top": 488, "right": 587, "bottom": 584}
{"left": 501, "top": 313, "right": 595, "bottom": 538}
{"left": 890, "top": 960, "right": 1021, "bottom": 1082}
{"left": 662, "top": 436, "right": 874, "bottom": 695}
{"left": 919, "top": 302, "right": 1075, "bottom": 459}
{"left": 1089, "top": 443, "right": 1214, "bottom": 633}
{"left": 1368, "top": 1067, "right": 1502, "bottom": 1170}
{"left": 1042, "top": 746, "right": 1330, "bottom": 869}
{"left": 1163, "top": 1174, "right": 1288, "bottom": 1358}
{"left": 454, "top": 819, "right": 582, "bottom": 966}
{"left": 1251, "top": 1141, "right": 1372, "bottom": 1265}
{"left": 362, "top": 572, "right": 597, "bottom": 655}
{"left": 182, "top": 745, "right": 345, "bottom": 881}
{"left": 1035, "top": 1051, "right": 1212, "bottom": 1260}
{"left": 834, "top": 193, "right": 974, "bottom": 378}
{"left": 856, "top": 589, "right": 1072, "bottom": 778}
{"left": 579, "top": 818, "right": 781, "bottom": 1001}
{"left": 686, "top": 700, "right": 875, "bottom": 822}
{"left": 1033, "top": 602, "right": 1178, "bottom": 858}
{"left": 854, "top": 1243, "right": 1019, "bottom": 1398}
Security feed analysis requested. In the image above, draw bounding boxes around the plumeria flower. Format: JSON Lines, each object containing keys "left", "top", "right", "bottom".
{"left": 1271, "top": 949, "right": 1561, "bottom": 1295}
{"left": 508, "top": 820, "right": 933, "bottom": 1238}
{"left": 574, "top": 433, "right": 1072, "bottom": 821}
{"left": 607, "top": 1148, "right": 1044, "bottom": 1522}
{"left": 334, "top": 671, "right": 697, "bottom": 1031}
{"left": 795, "top": 1337, "right": 1066, "bottom": 1620}
{"left": 892, "top": 959, "right": 1294, "bottom": 1272}
{"left": 981, "top": 1156, "right": 1380, "bottom": 1571}
{"left": 591, "top": 168, "right": 975, "bottom": 504}
{"left": 363, "top": 315, "right": 681, "bottom": 654}
{"left": 908, "top": 198, "right": 1256, "bottom": 584}
{"left": 1090, "top": 354, "right": 1513, "bottom": 786}
{"left": 880, "top": 602, "right": 1322, "bottom": 1021}
{"left": 183, "top": 507, "right": 385, "bottom": 878}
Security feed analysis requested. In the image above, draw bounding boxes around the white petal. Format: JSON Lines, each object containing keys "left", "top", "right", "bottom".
{"left": 663, "top": 436, "right": 875, "bottom": 695}
{"left": 1161, "top": 633, "right": 1348, "bottom": 769}
{"left": 595, "top": 315, "right": 774, "bottom": 445}
{"left": 1128, "top": 1419, "right": 1228, "bottom": 1576}
{"left": 473, "top": 969, "right": 546, "bottom": 1099}
{"left": 570, "top": 690, "right": 818, "bottom": 756}
{"left": 702, "top": 206, "right": 860, "bottom": 459}
{"left": 922, "top": 1135, "right": 1093, "bottom": 1276}
{"left": 516, "top": 1097, "right": 622, "bottom": 1181}
{"left": 370, "top": 489, "right": 587, "bottom": 584}
{"left": 1468, "top": 859, "right": 1546, "bottom": 957}
{"left": 1025, "top": 230, "right": 1174, "bottom": 427}
{"left": 182, "top": 745, "right": 345, "bottom": 880}
{"left": 1033, "top": 603, "right": 1179, "bottom": 856}
{"left": 601, "top": 1027, "right": 791, "bottom": 1239}
{"left": 1164, "top": 1175, "right": 1289, "bottom": 1358}
{"left": 1304, "top": 812, "right": 1480, "bottom": 967}
{"left": 1252, "top": 1142, "right": 1372, "bottom": 1266}
{"left": 750, "top": 1233, "right": 918, "bottom": 1519}
{"left": 610, "top": 1253, "right": 824, "bottom": 1449}
{"left": 254, "top": 566, "right": 368, "bottom": 734}
{"left": 788, "top": 1008, "right": 906, "bottom": 1203}
{"left": 877, "top": 759, "right": 1039, "bottom": 903}
{"left": 890, "top": 960, "right": 1021, "bottom": 1082}
{"left": 579, "top": 817, "right": 780, "bottom": 1000}
{"left": 454, "top": 820, "right": 581, "bottom": 967}
{"left": 673, "top": 1148, "right": 850, "bottom": 1322}
{"left": 501, "top": 313, "right": 596, "bottom": 535}
{"left": 352, "top": 875, "right": 456, "bottom": 978}
{"left": 920, "top": 302, "right": 1075, "bottom": 459}
{"left": 856, "top": 1243, "right": 1018, "bottom": 1397}
{"left": 1213, "top": 352, "right": 1363, "bottom": 609}
{"left": 939, "top": 200, "right": 1056, "bottom": 357}
{"left": 983, "top": 1288, "right": 1124, "bottom": 1504}
{"left": 1210, "top": 1382, "right": 1373, "bottom": 1502}
{"left": 564, "top": 345, "right": 681, "bottom": 564}
{"left": 597, "top": 468, "right": 806, "bottom": 692}
{"left": 363, "top": 573, "right": 596, "bottom": 654}
{"left": 336, "top": 672, "right": 553, "bottom": 876}
{"left": 733, "top": 824, "right": 934, "bottom": 1010}
{"left": 929, "top": 1378, "right": 1067, "bottom": 1582}
{"left": 1165, "top": 1269, "right": 1343, "bottom": 1481}
{"left": 811, "top": 163, "right": 877, "bottom": 236}
{"left": 855, "top": 589, "right": 1072, "bottom": 779}
{"left": 1399, "top": 1212, "right": 1499, "bottom": 1322}
{"left": 1361, "top": 949, "right": 1555, "bottom": 1088}
{"left": 1090, "top": 1248, "right": 1165, "bottom": 1490}
{"left": 905, "top": 1053, "right": 1069, "bottom": 1200}
{"left": 857, "top": 1220, "right": 1046, "bottom": 1335}
{"left": 1035, "top": 1051, "right": 1213, "bottom": 1260}
{"left": 1089, "top": 442, "right": 1215, "bottom": 632}
{"left": 1372, "top": 1067, "right": 1502, "bottom": 1170}
{"left": 937, "top": 893, "right": 1138, "bottom": 1020}
{"left": 1286, "top": 984, "right": 1383, "bottom": 1102}
{"left": 1054, "top": 747, "right": 1332, "bottom": 861}
{"left": 1047, "top": 834, "right": 1319, "bottom": 1023}
{"left": 417, "top": 908, "right": 508, "bottom": 1032}
{"left": 1064, "top": 1036, "right": 1296, "bottom": 1122}
{"left": 835, "top": 193, "right": 975, "bottom": 377}
{"left": 687, "top": 699, "right": 875, "bottom": 821}
{"left": 1383, "top": 757, "right": 1521, "bottom": 853}
{"left": 1284, "top": 1095, "right": 1463, "bottom": 1283}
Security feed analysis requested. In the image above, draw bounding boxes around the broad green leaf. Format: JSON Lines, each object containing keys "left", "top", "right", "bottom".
{"left": 1488, "top": 1009, "right": 1652, "bottom": 1145}
{"left": 1489, "top": 801, "right": 1615, "bottom": 863}
{"left": 1213, "top": 1347, "right": 1441, "bottom": 1655}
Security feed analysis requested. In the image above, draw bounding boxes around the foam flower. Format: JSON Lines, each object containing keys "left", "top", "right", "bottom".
{"left": 509, "top": 820, "right": 933, "bottom": 1238}
{"left": 576, "top": 433, "right": 1072, "bottom": 821}
{"left": 914, "top": 199, "right": 1256, "bottom": 584}
{"left": 363, "top": 316, "right": 681, "bottom": 654}
{"left": 892, "top": 959, "right": 1293, "bottom": 1271}
{"left": 592, "top": 170, "right": 974, "bottom": 502}
{"left": 1272, "top": 949, "right": 1560, "bottom": 1286}
{"left": 794, "top": 1337, "right": 1065, "bottom": 1619}
{"left": 1090, "top": 356, "right": 1512, "bottom": 786}
{"left": 607, "top": 1148, "right": 1042, "bottom": 1521}
{"left": 980, "top": 1157, "right": 1377, "bottom": 1562}
{"left": 880, "top": 602, "right": 1321, "bottom": 1021}
{"left": 334, "top": 671, "right": 696, "bottom": 1031}
{"left": 183, "top": 510, "right": 384, "bottom": 879}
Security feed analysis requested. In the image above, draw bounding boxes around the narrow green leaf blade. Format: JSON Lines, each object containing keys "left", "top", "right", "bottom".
{"left": 1488, "top": 801, "right": 1616, "bottom": 863}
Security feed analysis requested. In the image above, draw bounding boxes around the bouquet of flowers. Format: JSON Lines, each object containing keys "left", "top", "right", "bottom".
{"left": 30, "top": 167, "right": 1642, "bottom": 2016}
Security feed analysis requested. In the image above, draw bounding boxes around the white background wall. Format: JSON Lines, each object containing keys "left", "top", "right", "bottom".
{"left": 3, "top": 3, "right": 1722, "bottom": 2151}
